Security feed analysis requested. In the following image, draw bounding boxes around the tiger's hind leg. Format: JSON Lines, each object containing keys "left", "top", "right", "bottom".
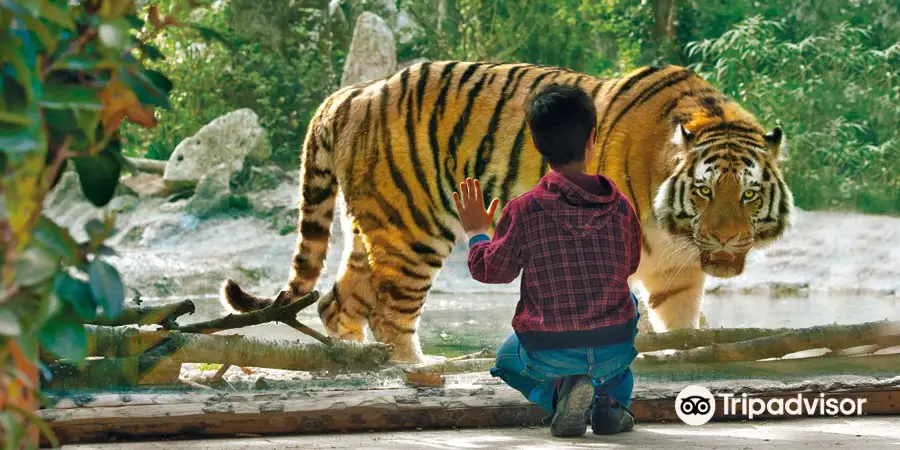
{"left": 363, "top": 230, "right": 451, "bottom": 364}
{"left": 317, "top": 218, "right": 375, "bottom": 342}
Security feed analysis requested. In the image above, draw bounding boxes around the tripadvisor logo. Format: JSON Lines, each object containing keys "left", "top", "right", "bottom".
{"left": 675, "top": 385, "right": 868, "bottom": 426}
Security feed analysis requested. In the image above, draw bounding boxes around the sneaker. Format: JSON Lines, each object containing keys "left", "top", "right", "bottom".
{"left": 550, "top": 376, "right": 594, "bottom": 437}
{"left": 590, "top": 396, "right": 635, "bottom": 435}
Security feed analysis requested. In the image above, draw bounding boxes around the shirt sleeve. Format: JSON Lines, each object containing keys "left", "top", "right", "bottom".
{"left": 466, "top": 203, "right": 523, "bottom": 284}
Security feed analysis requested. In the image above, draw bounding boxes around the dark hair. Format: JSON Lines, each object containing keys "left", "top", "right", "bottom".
{"left": 525, "top": 84, "right": 597, "bottom": 167}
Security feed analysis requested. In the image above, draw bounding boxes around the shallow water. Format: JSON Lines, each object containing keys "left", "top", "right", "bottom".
{"left": 147, "top": 291, "right": 900, "bottom": 357}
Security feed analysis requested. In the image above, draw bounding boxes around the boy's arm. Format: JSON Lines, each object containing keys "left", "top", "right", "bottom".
{"left": 467, "top": 204, "right": 523, "bottom": 284}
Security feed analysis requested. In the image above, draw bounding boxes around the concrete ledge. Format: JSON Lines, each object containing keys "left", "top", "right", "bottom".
{"left": 40, "top": 382, "right": 900, "bottom": 446}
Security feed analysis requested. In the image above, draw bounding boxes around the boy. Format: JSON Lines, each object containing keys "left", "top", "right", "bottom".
{"left": 453, "top": 84, "right": 642, "bottom": 438}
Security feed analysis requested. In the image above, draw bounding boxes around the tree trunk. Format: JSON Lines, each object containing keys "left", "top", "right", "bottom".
{"left": 651, "top": 0, "right": 677, "bottom": 59}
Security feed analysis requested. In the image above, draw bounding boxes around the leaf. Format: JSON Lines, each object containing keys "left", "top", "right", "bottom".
{"left": 125, "top": 14, "right": 145, "bottom": 29}
{"left": 100, "top": 75, "right": 158, "bottom": 131}
{"left": 88, "top": 258, "right": 124, "bottom": 320}
{"left": 40, "top": 0, "right": 76, "bottom": 30}
{"left": 12, "top": 245, "right": 59, "bottom": 287}
{"left": 84, "top": 218, "right": 104, "bottom": 240}
{"left": 54, "top": 56, "right": 99, "bottom": 70}
{"left": 41, "top": 83, "right": 104, "bottom": 110}
{"left": 0, "top": 123, "right": 39, "bottom": 153}
{"left": 0, "top": 308, "right": 22, "bottom": 336}
{"left": 20, "top": 14, "right": 58, "bottom": 53}
{"left": 54, "top": 273, "right": 96, "bottom": 321}
{"left": 73, "top": 109, "right": 101, "bottom": 145}
{"left": 72, "top": 150, "right": 122, "bottom": 207}
{"left": 191, "top": 24, "right": 232, "bottom": 48}
{"left": 38, "top": 306, "right": 87, "bottom": 362}
{"left": 33, "top": 215, "right": 81, "bottom": 264}
{"left": 138, "top": 42, "right": 165, "bottom": 61}
{"left": 119, "top": 67, "right": 171, "bottom": 108}
{"left": 0, "top": 37, "right": 34, "bottom": 101}
{"left": 0, "top": 110, "right": 32, "bottom": 126}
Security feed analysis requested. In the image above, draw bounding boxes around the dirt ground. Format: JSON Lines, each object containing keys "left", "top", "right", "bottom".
{"left": 62, "top": 417, "right": 900, "bottom": 449}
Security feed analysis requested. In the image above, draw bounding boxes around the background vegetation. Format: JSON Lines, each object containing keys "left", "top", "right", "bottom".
{"left": 125, "top": 0, "right": 899, "bottom": 213}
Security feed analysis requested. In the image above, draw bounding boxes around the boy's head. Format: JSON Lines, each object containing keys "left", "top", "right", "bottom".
{"left": 525, "top": 84, "right": 597, "bottom": 168}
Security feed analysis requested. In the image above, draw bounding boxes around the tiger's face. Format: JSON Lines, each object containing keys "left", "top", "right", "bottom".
{"left": 653, "top": 124, "right": 794, "bottom": 278}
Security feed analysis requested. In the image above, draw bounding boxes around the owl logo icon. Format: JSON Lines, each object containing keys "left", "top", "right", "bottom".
{"left": 675, "top": 385, "right": 716, "bottom": 425}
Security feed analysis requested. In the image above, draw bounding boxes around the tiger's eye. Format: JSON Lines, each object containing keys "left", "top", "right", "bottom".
{"left": 743, "top": 190, "right": 756, "bottom": 200}
{"left": 699, "top": 186, "right": 712, "bottom": 196}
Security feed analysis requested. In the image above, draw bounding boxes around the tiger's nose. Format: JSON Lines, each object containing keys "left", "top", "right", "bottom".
{"left": 710, "top": 229, "right": 747, "bottom": 246}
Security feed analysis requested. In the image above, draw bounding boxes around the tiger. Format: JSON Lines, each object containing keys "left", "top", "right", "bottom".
{"left": 221, "top": 61, "right": 794, "bottom": 363}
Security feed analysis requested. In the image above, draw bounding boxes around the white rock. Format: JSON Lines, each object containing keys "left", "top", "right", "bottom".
{"left": 341, "top": 12, "right": 397, "bottom": 87}
{"left": 163, "top": 109, "right": 270, "bottom": 190}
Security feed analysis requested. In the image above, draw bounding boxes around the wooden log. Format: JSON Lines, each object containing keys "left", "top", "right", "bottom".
{"left": 51, "top": 327, "right": 394, "bottom": 389}
{"left": 38, "top": 383, "right": 900, "bottom": 445}
{"left": 635, "top": 326, "right": 791, "bottom": 352}
{"left": 87, "top": 299, "right": 195, "bottom": 329}
{"left": 85, "top": 327, "right": 391, "bottom": 370}
{"left": 642, "top": 320, "right": 900, "bottom": 364}
{"left": 124, "top": 157, "right": 167, "bottom": 174}
{"left": 380, "top": 352, "right": 900, "bottom": 380}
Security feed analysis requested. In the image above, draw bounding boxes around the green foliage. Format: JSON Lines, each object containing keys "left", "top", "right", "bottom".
{"left": 0, "top": 1, "right": 213, "bottom": 447}
{"left": 122, "top": 1, "right": 340, "bottom": 165}
{"left": 398, "top": 0, "right": 654, "bottom": 75}
{"left": 687, "top": 5, "right": 900, "bottom": 214}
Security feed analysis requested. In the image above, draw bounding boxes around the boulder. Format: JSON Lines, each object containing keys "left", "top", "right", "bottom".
{"left": 163, "top": 109, "right": 270, "bottom": 191}
{"left": 341, "top": 12, "right": 397, "bottom": 87}
{"left": 185, "top": 169, "right": 232, "bottom": 218}
{"left": 120, "top": 172, "right": 169, "bottom": 198}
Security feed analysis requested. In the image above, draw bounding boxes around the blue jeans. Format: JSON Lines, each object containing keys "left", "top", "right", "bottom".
{"left": 490, "top": 294, "right": 640, "bottom": 414}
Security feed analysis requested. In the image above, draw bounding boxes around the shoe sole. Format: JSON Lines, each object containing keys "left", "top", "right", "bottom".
{"left": 550, "top": 377, "right": 594, "bottom": 437}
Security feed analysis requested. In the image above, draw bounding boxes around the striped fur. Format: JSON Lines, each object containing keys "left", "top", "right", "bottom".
{"left": 221, "top": 62, "right": 794, "bottom": 363}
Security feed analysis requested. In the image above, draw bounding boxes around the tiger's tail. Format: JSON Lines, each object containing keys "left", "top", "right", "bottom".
{"left": 221, "top": 95, "right": 341, "bottom": 313}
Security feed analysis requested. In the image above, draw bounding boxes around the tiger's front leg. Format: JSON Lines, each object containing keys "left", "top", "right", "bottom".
{"left": 631, "top": 227, "right": 706, "bottom": 332}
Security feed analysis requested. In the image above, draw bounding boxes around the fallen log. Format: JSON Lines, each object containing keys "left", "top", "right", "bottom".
{"left": 641, "top": 320, "right": 900, "bottom": 364}
{"left": 53, "top": 330, "right": 393, "bottom": 388}
{"left": 635, "top": 326, "right": 791, "bottom": 352}
{"left": 83, "top": 327, "right": 391, "bottom": 371}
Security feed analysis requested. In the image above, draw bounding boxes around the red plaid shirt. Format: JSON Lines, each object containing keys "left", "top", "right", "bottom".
{"left": 467, "top": 171, "right": 641, "bottom": 351}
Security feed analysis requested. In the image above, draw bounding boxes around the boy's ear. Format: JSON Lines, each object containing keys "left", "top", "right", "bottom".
{"left": 585, "top": 127, "right": 597, "bottom": 162}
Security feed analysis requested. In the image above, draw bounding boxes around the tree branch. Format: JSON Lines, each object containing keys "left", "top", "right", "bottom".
{"left": 176, "top": 291, "right": 326, "bottom": 345}
{"left": 641, "top": 320, "right": 900, "bottom": 364}
{"left": 88, "top": 299, "right": 195, "bottom": 329}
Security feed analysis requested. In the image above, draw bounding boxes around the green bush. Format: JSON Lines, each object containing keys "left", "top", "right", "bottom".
{"left": 687, "top": 13, "right": 900, "bottom": 214}
{"left": 0, "top": 1, "right": 213, "bottom": 446}
{"left": 122, "top": 1, "right": 340, "bottom": 166}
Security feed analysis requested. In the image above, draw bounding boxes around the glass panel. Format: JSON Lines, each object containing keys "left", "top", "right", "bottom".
{"left": 3, "top": 1, "right": 897, "bottom": 446}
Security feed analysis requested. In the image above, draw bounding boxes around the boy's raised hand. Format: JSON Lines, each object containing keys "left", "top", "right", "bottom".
{"left": 453, "top": 178, "right": 500, "bottom": 237}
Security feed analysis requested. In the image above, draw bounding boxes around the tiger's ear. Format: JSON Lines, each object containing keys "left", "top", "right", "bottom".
{"left": 763, "top": 126, "right": 784, "bottom": 159}
{"left": 671, "top": 123, "right": 696, "bottom": 150}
